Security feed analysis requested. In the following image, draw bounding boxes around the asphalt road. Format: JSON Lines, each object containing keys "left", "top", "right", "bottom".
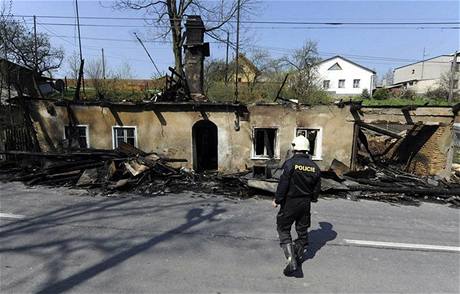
{"left": 1, "top": 181, "right": 459, "bottom": 293}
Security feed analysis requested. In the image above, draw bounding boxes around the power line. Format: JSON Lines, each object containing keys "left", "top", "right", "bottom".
{"left": 41, "top": 29, "right": 453, "bottom": 66}
{"left": 26, "top": 14, "right": 456, "bottom": 75}
{"left": 12, "top": 14, "right": 460, "bottom": 25}
{"left": 32, "top": 22, "right": 168, "bottom": 28}
{"left": 27, "top": 21, "right": 460, "bottom": 30}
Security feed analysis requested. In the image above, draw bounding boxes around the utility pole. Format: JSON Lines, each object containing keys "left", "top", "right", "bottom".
{"left": 448, "top": 51, "right": 458, "bottom": 104}
{"left": 234, "top": 0, "right": 241, "bottom": 103}
{"left": 101, "top": 48, "right": 106, "bottom": 79}
{"left": 421, "top": 47, "right": 426, "bottom": 80}
{"left": 33, "top": 15, "right": 38, "bottom": 72}
{"left": 3, "top": 29, "right": 11, "bottom": 100}
{"left": 134, "top": 32, "right": 162, "bottom": 77}
{"left": 75, "top": 0, "right": 85, "bottom": 95}
{"left": 225, "top": 31, "right": 230, "bottom": 85}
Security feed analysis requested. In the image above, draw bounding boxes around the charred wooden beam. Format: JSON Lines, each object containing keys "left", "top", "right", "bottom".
{"left": 452, "top": 102, "right": 460, "bottom": 115}
{"left": 347, "top": 185, "right": 460, "bottom": 196}
{"left": 356, "top": 121, "right": 403, "bottom": 139}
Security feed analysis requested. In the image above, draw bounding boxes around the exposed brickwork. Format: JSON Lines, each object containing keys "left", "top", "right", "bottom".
{"left": 408, "top": 125, "right": 451, "bottom": 176}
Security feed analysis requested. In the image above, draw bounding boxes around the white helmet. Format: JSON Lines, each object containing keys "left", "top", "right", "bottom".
{"left": 292, "top": 135, "right": 310, "bottom": 151}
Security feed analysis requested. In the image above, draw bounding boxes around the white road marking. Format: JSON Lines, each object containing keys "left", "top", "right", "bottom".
{"left": 0, "top": 212, "right": 26, "bottom": 219}
{"left": 344, "top": 239, "right": 460, "bottom": 253}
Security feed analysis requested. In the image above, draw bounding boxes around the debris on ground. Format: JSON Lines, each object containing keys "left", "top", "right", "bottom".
{"left": 1, "top": 144, "right": 459, "bottom": 206}
{"left": 0, "top": 143, "right": 250, "bottom": 197}
{"left": 325, "top": 162, "right": 460, "bottom": 206}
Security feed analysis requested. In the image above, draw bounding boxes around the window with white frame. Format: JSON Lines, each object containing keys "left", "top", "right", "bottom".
{"left": 296, "top": 128, "right": 322, "bottom": 160}
{"left": 338, "top": 79, "right": 345, "bottom": 88}
{"left": 353, "top": 79, "right": 360, "bottom": 88}
{"left": 253, "top": 128, "right": 278, "bottom": 159}
{"left": 64, "top": 125, "right": 89, "bottom": 148}
{"left": 323, "top": 80, "right": 330, "bottom": 89}
{"left": 113, "top": 126, "right": 136, "bottom": 148}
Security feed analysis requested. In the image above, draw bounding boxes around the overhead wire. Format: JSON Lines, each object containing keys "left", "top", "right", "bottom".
{"left": 17, "top": 13, "right": 456, "bottom": 77}
{"left": 11, "top": 14, "right": 460, "bottom": 26}
{"left": 40, "top": 28, "right": 453, "bottom": 65}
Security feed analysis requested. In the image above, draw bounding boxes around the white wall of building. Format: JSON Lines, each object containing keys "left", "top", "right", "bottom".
{"left": 393, "top": 54, "right": 459, "bottom": 94}
{"left": 317, "top": 56, "right": 375, "bottom": 96}
{"left": 393, "top": 55, "right": 454, "bottom": 84}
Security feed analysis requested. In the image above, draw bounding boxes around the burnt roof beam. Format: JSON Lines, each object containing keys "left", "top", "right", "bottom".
{"left": 356, "top": 121, "right": 403, "bottom": 139}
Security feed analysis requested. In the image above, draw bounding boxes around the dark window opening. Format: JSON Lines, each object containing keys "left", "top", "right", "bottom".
{"left": 254, "top": 128, "right": 277, "bottom": 158}
{"left": 113, "top": 127, "right": 136, "bottom": 148}
{"left": 353, "top": 79, "right": 360, "bottom": 88}
{"left": 296, "top": 128, "right": 319, "bottom": 157}
{"left": 64, "top": 125, "right": 88, "bottom": 148}
{"left": 338, "top": 79, "right": 345, "bottom": 88}
{"left": 193, "top": 120, "right": 218, "bottom": 171}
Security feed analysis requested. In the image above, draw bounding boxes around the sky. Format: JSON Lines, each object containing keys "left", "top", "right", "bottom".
{"left": 6, "top": 0, "right": 460, "bottom": 79}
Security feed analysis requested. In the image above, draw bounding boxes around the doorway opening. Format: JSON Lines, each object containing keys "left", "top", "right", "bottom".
{"left": 192, "top": 120, "right": 218, "bottom": 172}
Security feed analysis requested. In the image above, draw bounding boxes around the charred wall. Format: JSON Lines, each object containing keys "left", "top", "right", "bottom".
{"left": 357, "top": 106, "right": 457, "bottom": 178}
{"left": 26, "top": 100, "right": 355, "bottom": 172}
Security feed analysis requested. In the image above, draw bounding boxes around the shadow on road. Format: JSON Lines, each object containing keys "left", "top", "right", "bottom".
{"left": 294, "top": 222, "right": 337, "bottom": 278}
{"left": 304, "top": 222, "right": 337, "bottom": 261}
{"left": 0, "top": 196, "right": 226, "bottom": 293}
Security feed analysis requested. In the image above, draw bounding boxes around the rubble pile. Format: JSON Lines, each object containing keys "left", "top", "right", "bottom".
{"left": 0, "top": 144, "right": 250, "bottom": 197}
{"left": 1, "top": 144, "right": 459, "bottom": 206}
{"left": 322, "top": 159, "right": 460, "bottom": 206}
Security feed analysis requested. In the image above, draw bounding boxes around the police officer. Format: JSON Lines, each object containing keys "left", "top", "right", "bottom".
{"left": 272, "top": 135, "right": 321, "bottom": 276}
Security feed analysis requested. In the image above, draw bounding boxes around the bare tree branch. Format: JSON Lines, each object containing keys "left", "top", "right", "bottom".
{"left": 113, "top": 0, "right": 257, "bottom": 74}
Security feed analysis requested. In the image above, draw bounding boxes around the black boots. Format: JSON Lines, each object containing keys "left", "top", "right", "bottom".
{"left": 281, "top": 243, "right": 298, "bottom": 276}
{"left": 294, "top": 240, "right": 306, "bottom": 263}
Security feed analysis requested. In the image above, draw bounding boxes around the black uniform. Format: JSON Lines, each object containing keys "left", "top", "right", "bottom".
{"left": 275, "top": 153, "right": 321, "bottom": 247}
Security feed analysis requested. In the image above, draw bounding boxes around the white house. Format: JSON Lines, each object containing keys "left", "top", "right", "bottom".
{"left": 317, "top": 55, "right": 376, "bottom": 96}
{"left": 392, "top": 54, "right": 459, "bottom": 94}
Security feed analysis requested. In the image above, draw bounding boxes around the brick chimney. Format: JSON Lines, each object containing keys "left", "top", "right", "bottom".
{"left": 183, "top": 15, "right": 210, "bottom": 101}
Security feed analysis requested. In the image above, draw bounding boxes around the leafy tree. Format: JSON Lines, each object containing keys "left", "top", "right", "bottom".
{"left": 282, "top": 40, "right": 322, "bottom": 100}
{"left": 242, "top": 49, "right": 283, "bottom": 92}
{"left": 204, "top": 58, "right": 227, "bottom": 95}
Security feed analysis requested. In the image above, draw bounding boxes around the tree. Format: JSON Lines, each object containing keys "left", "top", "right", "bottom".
{"left": 66, "top": 51, "right": 80, "bottom": 81}
{"left": 85, "top": 58, "right": 105, "bottom": 97}
{"left": 237, "top": 50, "right": 284, "bottom": 92}
{"left": 204, "top": 58, "right": 227, "bottom": 95}
{"left": 113, "top": 0, "right": 255, "bottom": 75}
{"left": 115, "top": 61, "right": 133, "bottom": 80}
{"left": 283, "top": 40, "right": 321, "bottom": 99}
{"left": 382, "top": 68, "right": 394, "bottom": 86}
{"left": 427, "top": 71, "right": 457, "bottom": 100}
{"left": 0, "top": 14, "right": 64, "bottom": 75}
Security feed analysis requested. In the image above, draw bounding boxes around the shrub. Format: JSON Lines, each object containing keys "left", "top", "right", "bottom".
{"left": 372, "top": 88, "right": 390, "bottom": 100}
{"left": 361, "top": 89, "right": 370, "bottom": 100}
{"left": 400, "top": 89, "right": 416, "bottom": 100}
{"left": 425, "top": 87, "right": 449, "bottom": 100}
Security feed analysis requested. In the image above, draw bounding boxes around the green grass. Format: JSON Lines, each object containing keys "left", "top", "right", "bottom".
{"left": 361, "top": 97, "right": 452, "bottom": 107}
{"left": 50, "top": 83, "right": 456, "bottom": 107}
{"left": 49, "top": 87, "right": 156, "bottom": 102}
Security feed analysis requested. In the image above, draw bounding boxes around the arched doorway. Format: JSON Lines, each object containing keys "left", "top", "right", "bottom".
{"left": 192, "top": 120, "right": 218, "bottom": 172}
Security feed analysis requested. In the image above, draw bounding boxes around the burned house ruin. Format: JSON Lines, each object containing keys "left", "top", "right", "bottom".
{"left": 1, "top": 16, "right": 460, "bottom": 206}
